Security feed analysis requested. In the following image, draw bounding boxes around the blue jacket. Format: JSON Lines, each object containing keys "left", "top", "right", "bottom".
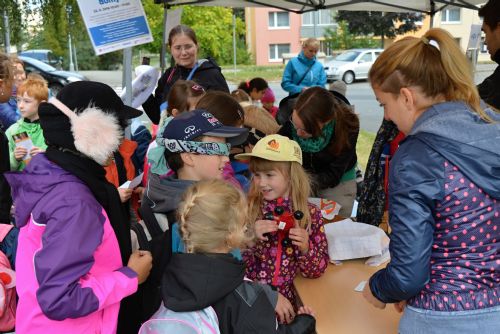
{"left": 281, "top": 51, "right": 326, "bottom": 95}
{"left": 369, "top": 101, "right": 500, "bottom": 311}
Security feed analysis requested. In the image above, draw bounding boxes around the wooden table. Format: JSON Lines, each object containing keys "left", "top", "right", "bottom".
{"left": 294, "top": 259, "right": 401, "bottom": 334}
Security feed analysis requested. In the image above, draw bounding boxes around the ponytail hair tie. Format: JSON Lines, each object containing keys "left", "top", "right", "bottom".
{"left": 246, "top": 80, "right": 250, "bottom": 89}
{"left": 421, "top": 36, "right": 440, "bottom": 51}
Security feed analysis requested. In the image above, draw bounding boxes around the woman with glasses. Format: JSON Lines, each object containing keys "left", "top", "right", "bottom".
{"left": 142, "top": 24, "right": 229, "bottom": 125}
{"left": 278, "top": 87, "right": 359, "bottom": 217}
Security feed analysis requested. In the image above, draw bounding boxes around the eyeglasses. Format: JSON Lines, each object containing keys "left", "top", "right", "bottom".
{"left": 171, "top": 44, "right": 195, "bottom": 52}
{"left": 289, "top": 115, "right": 310, "bottom": 135}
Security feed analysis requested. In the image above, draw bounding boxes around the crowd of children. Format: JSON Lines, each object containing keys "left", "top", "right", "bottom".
{"left": 0, "top": 13, "right": 498, "bottom": 334}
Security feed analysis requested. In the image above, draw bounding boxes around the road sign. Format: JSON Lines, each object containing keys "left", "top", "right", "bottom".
{"left": 77, "top": 0, "right": 153, "bottom": 56}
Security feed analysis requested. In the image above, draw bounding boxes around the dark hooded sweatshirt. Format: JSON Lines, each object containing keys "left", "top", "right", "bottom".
{"left": 162, "top": 253, "right": 316, "bottom": 334}
{"left": 142, "top": 58, "right": 229, "bottom": 124}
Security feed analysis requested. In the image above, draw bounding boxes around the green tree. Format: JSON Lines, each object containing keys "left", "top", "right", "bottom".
{"left": 142, "top": 3, "right": 251, "bottom": 65}
{"left": 336, "top": 11, "right": 424, "bottom": 47}
{"left": 325, "top": 21, "right": 379, "bottom": 51}
{"left": 0, "top": 0, "right": 27, "bottom": 51}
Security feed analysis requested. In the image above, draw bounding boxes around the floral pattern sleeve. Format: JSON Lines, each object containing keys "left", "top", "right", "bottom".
{"left": 298, "top": 204, "right": 329, "bottom": 278}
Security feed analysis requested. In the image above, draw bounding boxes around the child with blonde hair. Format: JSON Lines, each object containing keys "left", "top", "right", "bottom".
{"left": 236, "top": 134, "right": 329, "bottom": 310}
{"left": 141, "top": 179, "right": 316, "bottom": 334}
{"left": 6, "top": 75, "right": 48, "bottom": 170}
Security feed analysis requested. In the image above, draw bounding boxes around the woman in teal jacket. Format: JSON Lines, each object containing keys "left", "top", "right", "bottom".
{"left": 281, "top": 38, "right": 327, "bottom": 96}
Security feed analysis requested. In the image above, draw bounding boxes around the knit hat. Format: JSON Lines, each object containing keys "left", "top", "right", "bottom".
{"left": 38, "top": 81, "right": 142, "bottom": 165}
{"left": 261, "top": 87, "right": 275, "bottom": 104}
{"left": 235, "top": 134, "right": 302, "bottom": 164}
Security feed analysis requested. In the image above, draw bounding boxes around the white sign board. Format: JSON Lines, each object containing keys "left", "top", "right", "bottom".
{"left": 77, "top": 0, "right": 153, "bottom": 55}
{"left": 467, "top": 24, "right": 482, "bottom": 50}
{"left": 165, "top": 8, "right": 183, "bottom": 37}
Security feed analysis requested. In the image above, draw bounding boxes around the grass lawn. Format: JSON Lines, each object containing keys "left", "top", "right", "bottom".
{"left": 221, "top": 64, "right": 285, "bottom": 83}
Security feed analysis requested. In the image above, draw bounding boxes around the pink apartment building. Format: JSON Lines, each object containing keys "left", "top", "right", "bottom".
{"left": 245, "top": 7, "right": 336, "bottom": 66}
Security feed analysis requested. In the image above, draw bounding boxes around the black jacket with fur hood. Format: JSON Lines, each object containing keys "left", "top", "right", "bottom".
{"left": 162, "top": 253, "right": 316, "bottom": 334}
{"left": 143, "top": 58, "right": 229, "bottom": 124}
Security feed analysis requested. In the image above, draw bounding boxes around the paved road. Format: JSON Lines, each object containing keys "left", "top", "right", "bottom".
{"left": 81, "top": 63, "right": 496, "bottom": 133}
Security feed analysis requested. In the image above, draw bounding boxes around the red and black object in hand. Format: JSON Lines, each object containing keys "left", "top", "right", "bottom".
{"left": 264, "top": 205, "right": 304, "bottom": 247}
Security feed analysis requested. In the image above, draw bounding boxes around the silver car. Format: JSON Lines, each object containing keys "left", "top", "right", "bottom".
{"left": 324, "top": 48, "right": 384, "bottom": 84}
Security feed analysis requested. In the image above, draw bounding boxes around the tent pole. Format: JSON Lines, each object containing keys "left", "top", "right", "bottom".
{"left": 430, "top": 1, "right": 435, "bottom": 28}
{"left": 161, "top": 1, "right": 168, "bottom": 74}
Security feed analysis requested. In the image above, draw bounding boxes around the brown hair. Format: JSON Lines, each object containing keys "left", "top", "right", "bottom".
{"left": 166, "top": 79, "right": 205, "bottom": 116}
{"left": 230, "top": 89, "right": 252, "bottom": 103}
{"left": 237, "top": 77, "right": 268, "bottom": 95}
{"left": 369, "top": 28, "right": 490, "bottom": 122}
{"left": 168, "top": 24, "right": 198, "bottom": 47}
{"left": 0, "top": 53, "right": 12, "bottom": 83}
{"left": 302, "top": 38, "right": 320, "bottom": 49}
{"left": 17, "top": 74, "right": 49, "bottom": 102}
{"left": 294, "top": 87, "right": 359, "bottom": 155}
{"left": 196, "top": 91, "right": 244, "bottom": 127}
{"left": 247, "top": 158, "right": 312, "bottom": 231}
{"left": 178, "top": 179, "right": 250, "bottom": 253}
{"left": 478, "top": 0, "right": 500, "bottom": 30}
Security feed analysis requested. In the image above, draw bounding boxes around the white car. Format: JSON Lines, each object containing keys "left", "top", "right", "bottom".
{"left": 324, "top": 48, "right": 384, "bottom": 84}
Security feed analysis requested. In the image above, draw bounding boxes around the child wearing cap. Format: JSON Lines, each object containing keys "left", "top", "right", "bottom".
{"left": 143, "top": 109, "right": 249, "bottom": 254}
{"left": 236, "top": 134, "right": 329, "bottom": 313}
{"left": 261, "top": 87, "right": 279, "bottom": 118}
{"left": 6, "top": 75, "right": 48, "bottom": 171}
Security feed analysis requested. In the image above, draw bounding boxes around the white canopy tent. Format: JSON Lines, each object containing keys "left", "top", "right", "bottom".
{"left": 154, "top": 0, "right": 485, "bottom": 15}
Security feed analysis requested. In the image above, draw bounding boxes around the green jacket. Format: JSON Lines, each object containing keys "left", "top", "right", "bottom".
{"left": 5, "top": 119, "right": 47, "bottom": 171}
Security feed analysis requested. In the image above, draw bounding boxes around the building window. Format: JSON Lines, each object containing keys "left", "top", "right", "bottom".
{"left": 318, "top": 9, "right": 333, "bottom": 25}
{"left": 441, "top": 7, "right": 461, "bottom": 23}
{"left": 302, "top": 10, "right": 334, "bottom": 26}
{"left": 269, "top": 43, "right": 290, "bottom": 61}
{"left": 269, "top": 12, "right": 290, "bottom": 29}
{"left": 302, "top": 12, "right": 313, "bottom": 26}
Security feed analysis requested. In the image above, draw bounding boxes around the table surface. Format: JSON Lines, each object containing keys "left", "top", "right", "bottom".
{"left": 294, "top": 259, "right": 401, "bottom": 334}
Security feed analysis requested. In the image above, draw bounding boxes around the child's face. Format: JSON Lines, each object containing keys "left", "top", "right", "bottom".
{"left": 250, "top": 88, "right": 265, "bottom": 101}
{"left": 17, "top": 92, "right": 41, "bottom": 121}
{"left": 190, "top": 136, "right": 230, "bottom": 181}
{"left": 253, "top": 168, "right": 290, "bottom": 201}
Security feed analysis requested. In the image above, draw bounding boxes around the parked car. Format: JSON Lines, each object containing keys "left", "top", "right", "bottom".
{"left": 19, "top": 56, "right": 87, "bottom": 95}
{"left": 19, "top": 49, "right": 62, "bottom": 68}
{"left": 323, "top": 48, "right": 384, "bottom": 84}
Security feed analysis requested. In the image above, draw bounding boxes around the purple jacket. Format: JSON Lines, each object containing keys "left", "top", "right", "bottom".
{"left": 5, "top": 154, "right": 137, "bottom": 333}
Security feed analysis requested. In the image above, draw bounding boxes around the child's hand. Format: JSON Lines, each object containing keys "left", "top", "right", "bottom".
{"left": 275, "top": 292, "right": 295, "bottom": 324}
{"left": 394, "top": 300, "right": 406, "bottom": 313}
{"left": 289, "top": 224, "right": 309, "bottom": 254}
{"left": 118, "top": 188, "right": 133, "bottom": 203}
{"left": 14, "top": 146, "right": 28, "bottom": 161}
{"left": 127, "top": 250, "right": 153, "bottom": 284}
{"left": 254, "top": 219, "right": 278, "bottom": 241}
{"left": 297, "top": 305, "right": 315, "bottom": 317}
{"left": 133, "top": 186, "right": 145, "bottom": 198}
{"left": 362, "top": 283, "right": 386, "bottom": 309}
{"left": 30, "top": 146, "right": 44, "bottom": 157}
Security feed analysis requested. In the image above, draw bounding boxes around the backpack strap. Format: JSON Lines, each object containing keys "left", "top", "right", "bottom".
{"left": 139, "top": 199, "right": 165, "bottom": 238}
{"left": 131, "top": 222, "right": 151, "bottom": 252}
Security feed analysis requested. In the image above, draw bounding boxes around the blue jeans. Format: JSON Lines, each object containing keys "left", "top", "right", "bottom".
{"left": 399, "top": 305, "right": 500, "bottom": 334}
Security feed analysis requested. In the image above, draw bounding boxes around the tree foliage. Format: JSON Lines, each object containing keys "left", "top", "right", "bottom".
{"left": 142, "top": 3, "right": 251, "bottom": 65}
{"left": 325, "top": 21, "right": 379, "bottom": 51}
{"left": 336, "top": 11, "right": 424, "bottom": 47}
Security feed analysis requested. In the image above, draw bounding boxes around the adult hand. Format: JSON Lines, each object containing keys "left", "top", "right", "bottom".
{"left": 297, "top": 305, "right": 315, "bottom": 317}
{"left": 275, "top": 292, "right": 295, "bottom": 324}
{"left": 362, "top": 283, "right": 386, "bottom": 309}
{"left": 289, "top": 223, "right": 309, "bottom": 254}
{"left": 30, "top": 146, "right": 44, "bottom": 157}
{"left": 127, "top": 250, "right": 152, "bottom": 284}
{"left": 394, "top": 300, "right": 407, "bottom": 313}
{"left": 14, "top": 146, "right": 27, "bottom": 161}
{"left": 254, "top": 219, "right": 278, "bottom": 241}
{"left": 118, "top": 188, "right": 133, "bottom": 203}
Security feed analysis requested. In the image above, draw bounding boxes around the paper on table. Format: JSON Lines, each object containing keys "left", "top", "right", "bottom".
{"left": 119, "top": 172, "right": 144, "bottom": 189}
{"left": 354, "top": 280, "right": 367, "bottom": 292}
